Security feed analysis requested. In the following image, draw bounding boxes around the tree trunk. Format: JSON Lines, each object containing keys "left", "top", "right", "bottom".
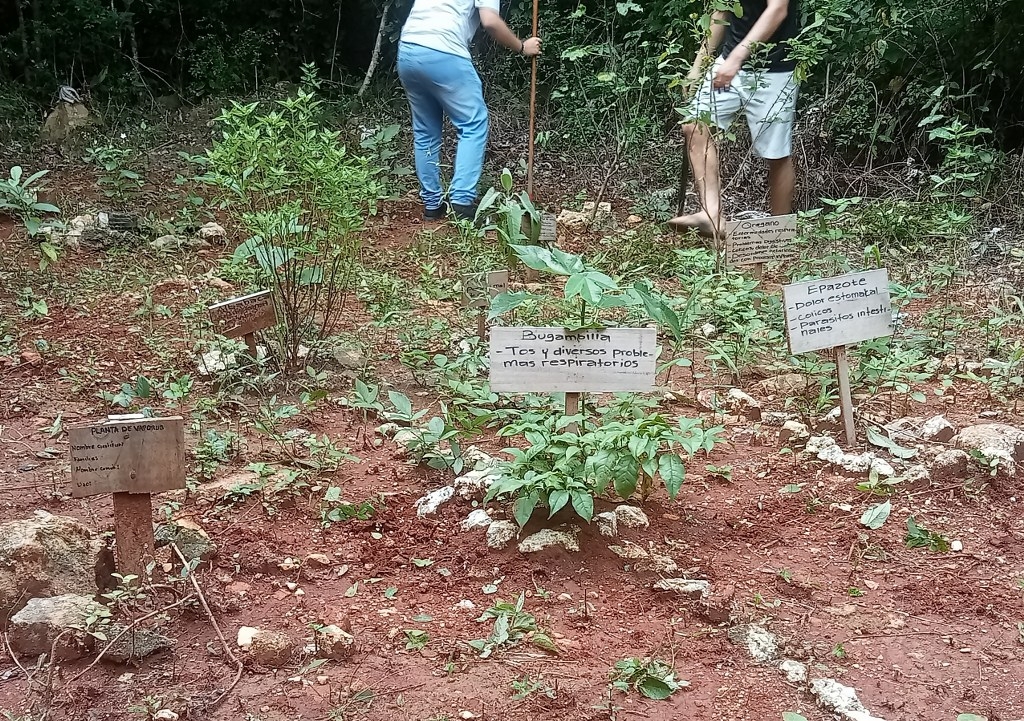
{"left": 14, "top": 0, "right": 32, "bottom": 82}
{"left": 358, "top": 0, "right": 393, "bottom": 98}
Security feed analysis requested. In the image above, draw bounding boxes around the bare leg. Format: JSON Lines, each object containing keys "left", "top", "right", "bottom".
{"left": 668, "top": 122, "right": 724, "bottom": 238}
{"left": 768, "top": 156, "right": 795, "bottom": 215}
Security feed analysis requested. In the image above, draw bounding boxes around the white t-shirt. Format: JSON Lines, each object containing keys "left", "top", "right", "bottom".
{"left": 401, "top": 0, "right": 502, "bottom": 59}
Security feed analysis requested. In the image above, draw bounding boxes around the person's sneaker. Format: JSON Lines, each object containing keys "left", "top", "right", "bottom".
{"left": 423, "top": 202, "right": 449, "bottom": 221}
{"left": 451, "top": 203, "right": 477, "bottom": 222}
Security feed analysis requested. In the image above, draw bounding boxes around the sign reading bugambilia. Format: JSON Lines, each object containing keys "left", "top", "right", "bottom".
{"left": 783, "top": 269, "right": 894, "bottom": 354}
{"left": 489, "top": 326, "right": 657, "bottom": 392}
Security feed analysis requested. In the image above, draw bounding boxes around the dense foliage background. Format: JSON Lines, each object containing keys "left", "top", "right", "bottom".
{"left": 2, "top": 0, "right": 1023, "bottom": 156}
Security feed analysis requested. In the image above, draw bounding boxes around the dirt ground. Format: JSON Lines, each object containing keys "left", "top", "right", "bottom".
{"left": 2, "top": 165, "right": 1024, "bottom": 721}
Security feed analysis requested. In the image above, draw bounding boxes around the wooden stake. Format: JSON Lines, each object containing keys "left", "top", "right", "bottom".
{"left": 835, "top": 345, "right": 856, "bottom": 445}
{"left": 243, "top": 331, "right": 257, "bottom": 359}
{"left": 752, "top": 262, "right": 764, "bottom": 310}
{"left": 565, "top": 391, "right": 580, "bottom": 434}
{"left": 476, "top": 310, "right": 487, "bottom": 341}
{"left": 112, "top": 492, "right": 154, "bottom": 577}
{"left": 526, "top": 0, "right": 539, "bottom": 199}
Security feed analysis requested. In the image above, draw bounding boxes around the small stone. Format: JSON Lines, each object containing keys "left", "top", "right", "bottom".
{"left": 954, "top": 423, "right": 1024, "bottom": 462}
{"left": 104, "top": 626, "right": 173, "bottom": 663}
{"left": 305, "top": 553, "right": 332, "bottom": 567}
{"left": 206, "top": 277, "right": 233, "bottom": 291}
{"left": 870, "top": 457, "right": 895, "bottom": 477}
{"left": 696, "top": 389, "right": 721, "bottom": 412}
{"left": 725, "top": 388, "right": 762, "bottom": 420}
{"left": 154, "top": 519, "right": 217, "bottom": 562}
{"left": 153, "top": 711, "right": 179, "bottom": 721}
{"left": 332, "top": 348, "right": 365, "bottom": 370}
{"left": 556, "top": 593, "right": 572, "bottom": 602}
{"left": 414, "top": 486, "right": 454, "bottom": 517}
{"left": 454, "top": 600, "right": 476, "bottom": 610}
{"left": 315, "top": 624, "right": 355, "bottom": 660}
{"left": 652, "top": 578, "right": 711, "bottom": 599}
{"left": 486, "top": 521, "right": 518, "bottom": 550}
{"left": 595, "top": 511, "right": 618, "bottom": 538}
{"left": 8, "top": 594, "right": 94, "bottom": 660}
{"left": 518, "top": 528, "right": 579, "bottom": 553}
{"left": 951, "top": 540, "right": 963, "bottom": 552}
{"left": 316, "top": 675, "right": 329, "bottom": 685}
{"left": 453, "top": 468, "right": 501, "bottom": 500}
{"left": 700, "top": 323, "right": 717, "bottom": 339}
{"left": 198, "top": 222, "right": 227, "bottom": 243}
{"left": 756, "top": 373, "right": 814, "bottom": 398}
{"left": 150, "top": 235, "right": 184, "bottom": 251}
{"left": 247, "top": 629, "right": 295, "bottom": 667}
{"left": 727, "top": 624, "right": 778, "bottom": 663}
{"left": 626, "top": 214, "right": 643, "bottom": 226}
{"left": 779, "top": 420, "right": 811, "bottom": 446}
{"left": 237, "top": 626, "right": 259, "bottom": 649}
{"left": 931, "top": 449, "right": 970, "bottom": 481}
{"left": 779, "top": 659, "right": 807, "bottom": 683}
{"left": 460, "top": 509, "right": 492, "bottom": 531}
{"left": 285, "top": 582, "right": 298, "bottom": 592}
{"left": 810, "top": 678, "right": 886, "bottom": 721}
{"left": 920, "top": 415, "right": 955, "bottom": 443}
{"left": 614, "top": 505, "right": 649, "bottom": 529}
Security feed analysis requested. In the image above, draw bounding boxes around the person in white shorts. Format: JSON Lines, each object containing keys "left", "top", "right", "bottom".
{"left": 669, "top": 0, "right": 800, "bottom": 237}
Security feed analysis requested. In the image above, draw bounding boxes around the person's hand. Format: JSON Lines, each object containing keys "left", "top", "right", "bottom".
{"left": 522, "top": 36, "right": 542, "bottom": 57}
{"left": 713, "top": 55, "right": 742, "bottom": 89}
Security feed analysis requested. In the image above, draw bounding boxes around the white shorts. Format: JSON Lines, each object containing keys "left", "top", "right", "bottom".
{"left": 686, "top": 57, "right": 798, "bottom": 159}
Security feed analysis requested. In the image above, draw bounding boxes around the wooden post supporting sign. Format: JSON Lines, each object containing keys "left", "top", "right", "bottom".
{"left": 782, "top": 269, "right": 894, "bottom": 445}
{"left": 70, "top": 415, "right": 186, "bottom": 575}
{"left": 208, "top": 290, "right": 277, "bottom": 357}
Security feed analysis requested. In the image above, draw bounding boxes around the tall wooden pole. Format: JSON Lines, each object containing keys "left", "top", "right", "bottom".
{"left": 526, "top": 0, "right": 539, "bottom": 199}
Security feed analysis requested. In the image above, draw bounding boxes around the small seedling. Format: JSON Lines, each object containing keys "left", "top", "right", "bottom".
{"left": 848, "top": 587, "right": 865, "bottom": 597}
{"left": 831, "top": 643, "right": 847, "bottom": 659}
{"left": 904, "top": 516, "right": 950, "bottom": 552}
{"left": 610, "top": 657, "right": 687, "bottom": 700}
{"left": 777, "top": 568, "right": 794, "bottom": 583}
{"left": 403, "top": 629, "right": 429, "bottom": 651}
{"left": 510, "top": 674, "right": 556, "bottom": 702}
{"left": 468, "top": 593, "right": 557, "bottom": 658}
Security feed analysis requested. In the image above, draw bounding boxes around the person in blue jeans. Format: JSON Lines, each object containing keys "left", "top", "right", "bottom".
{"left": 398, "top": 0, "right": 541, "bottom": 221}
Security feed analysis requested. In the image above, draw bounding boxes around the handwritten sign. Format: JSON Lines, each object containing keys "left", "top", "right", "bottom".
{"left": 783, "top": 269, "right": 893, "bottom": 354}
{"left": 69, "top": 417, "right": 185, "bottom": 497}
{"left": 462, "top": 271, "right": 509, "bottom": 310}
{"left": 539, "top": 213, "right": 557, "bottom": 243}
{"left": 208, "top": 290, "right": 276, "bottom": 338}
{"left": 725, "top": 214, "right": 798, "bottom": 266}
{"left": 489, "top": 327, "right": 657, "bottom": 392}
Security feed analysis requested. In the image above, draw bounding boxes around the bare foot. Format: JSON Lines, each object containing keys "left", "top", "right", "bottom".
{"left": 667, "top": 211, "right": 725, "bottom": 238}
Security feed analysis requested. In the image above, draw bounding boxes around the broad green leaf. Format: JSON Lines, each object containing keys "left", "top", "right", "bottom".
{"left": 956, "top": 715, "right": 987, "bottom": 721}
{"left": 488, "top": 290, "right": 538, "bottom": 320}
{"left": 659, "top": 453, "right": 685, "bottom": 499}
{"left": 548, "top": 489, "right": 570, "bottom": 517}
{"left": 570, "top": 491, "right": 594, "bottom": 521}
{"left": 782, "top": 714, "right": 809, "bottom": 721}
{"left": 637, "top": 676, "right": 674, "bottom": 700}
{"left": 860, "top": 500, "right": 891, "bottom": 530}
{"left": 514, "top": 493, "right": 539, "bottom": 526}
{"left": 865, "top": 425, "right": 917, "bottom": 459}
{"left": 531, "top": 632, "right": 559, "bottom": 652}
{"left": 509, "top": 244, "right": 585, "bottom": 275}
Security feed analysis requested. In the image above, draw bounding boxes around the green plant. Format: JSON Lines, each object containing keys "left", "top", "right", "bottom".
{"left": 831, "top": 643, "right": 848, "bottom": 659}
{"left": 510, "top": 675, "right": 556, "bottom": 702}
{"left": 99, "top": 375, "right": 155, "bottom": 409}
{"left": 403, "top": 629, "right": 429, "bottom": 651}
{"left": 16, "top": 287, "right": 48, "bottom": 319}
{"left": 468, "top": 594, "right": 557, "bottom": 658}
{"left": 196, "top": 67, "right": 381, "bottom": 370}
{"left": 610, "top": 657, "right": 687, "bottom": 700}
{"left": 84, "top": 144, "right": 145, "bottom": 200}
{"left": 319, "top": 488, "right": 377, "bottom": 527}
{"left": 193, "top": 428, "right": 241, "bottom": 480}
{"left": 904, "top": 516, "right": 950, "bottom": 552}
{"left": 475, "top": 168, "right": 542, "bottom": 260}
{"left": 0, "top": 166, "right": 60, "bottom": 227}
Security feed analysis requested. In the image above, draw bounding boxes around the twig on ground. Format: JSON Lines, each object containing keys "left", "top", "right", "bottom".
{"left": 171, "top": 543, "right": 244, "bottom": 710}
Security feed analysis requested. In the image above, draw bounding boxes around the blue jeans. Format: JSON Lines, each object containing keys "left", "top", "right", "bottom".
{"left": 397, "top": 42, "right": 489, "bottom": 208}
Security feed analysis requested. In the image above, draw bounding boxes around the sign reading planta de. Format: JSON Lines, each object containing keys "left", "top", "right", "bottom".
{"left": 724, "top": 214, "right": 798, "bottom": 266}
{"left": 461, "top": 270, "right": 509, "bottom": 309}
{"left": 783, "top": 269, "right": 893, "bottom": 354}
{"left": 489, "top": 327, "right": 657, "bottom": 392}
{"left": 208, "top": 290, "right": 276, "bottom": 338}
{"left": 69, "top": 416, "right": 186, "bottom": 497}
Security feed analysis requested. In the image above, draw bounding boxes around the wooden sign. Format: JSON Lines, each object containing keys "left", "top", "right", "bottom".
{"left": 70, "top": 415, "right": 185, "bottom": 576}
{"left": 725, "top": 214, "right": 798, "bottom": 266}
{"left": 489, "top": 327, "right": 657, "bottom": 393}
{"left": 70, "top": 416, "right": 185, "bottom": 497}
{"left": 462, "top": 270, "right": 509, "bottom": 310}
{"left": 783, "top": 269, "right": 893, "bottom": 354}
{"left": 538, "top": 213, "right": 557, "bottom": 243}
{"left": 208, "top": 290, "right": 277, "bottom": 339}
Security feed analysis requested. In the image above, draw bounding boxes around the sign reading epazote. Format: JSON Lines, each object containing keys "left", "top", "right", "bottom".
{"left": 783, "top": 269, "right": 894, "bottom": 354}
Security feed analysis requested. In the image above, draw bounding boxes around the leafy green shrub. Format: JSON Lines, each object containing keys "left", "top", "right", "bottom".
{"left": 196, "top": 66, "right": 381, "bottom": 369}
